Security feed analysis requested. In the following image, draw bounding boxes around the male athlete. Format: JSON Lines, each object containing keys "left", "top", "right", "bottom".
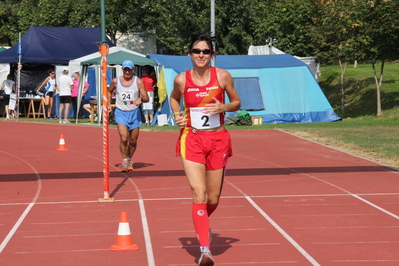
{"left": 108, "top": 60, "right": 149, "bottom": 171}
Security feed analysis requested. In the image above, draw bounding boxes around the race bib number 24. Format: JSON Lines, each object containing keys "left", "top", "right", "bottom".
{"left": 117, "top": 90, "right": 135, "bottom": 104}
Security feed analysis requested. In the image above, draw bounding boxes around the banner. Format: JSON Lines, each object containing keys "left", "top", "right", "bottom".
{"left": 8, "top": 93, "right": 16, "bottom": 110}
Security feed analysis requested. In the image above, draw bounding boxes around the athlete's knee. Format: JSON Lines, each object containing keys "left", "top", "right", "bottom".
{"left": 120, "top": 136, "right": 129, "bottom": 145}
{"left": 207, "top": 195, "right": 220, "bottom": 206}
{"left": 129, "top": 137, "right": 138, "bottom": 145}
{"left": 192, "top": 190, "right": 207, "bottom": 204}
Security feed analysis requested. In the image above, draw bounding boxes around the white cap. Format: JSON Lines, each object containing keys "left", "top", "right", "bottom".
{"left": 63, "top": 67, "right": 69, "bottom": 72}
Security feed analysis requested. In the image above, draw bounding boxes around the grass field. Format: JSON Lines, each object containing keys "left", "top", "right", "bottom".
{"left": 319, "top": 61, "right": 399, "bottom": 118}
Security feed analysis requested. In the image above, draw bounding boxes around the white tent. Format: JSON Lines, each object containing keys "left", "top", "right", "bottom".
{"left": 69, "top": 46, "right": 148, "bottom": 75}
{"left": 0, "top": 64, "right": 10, "bottom": 83}
{"left": 248, "top": 45, "right": 320, "bottom": 80}
{"left": 67, "top": 46, "right": 154, "bottom": 124}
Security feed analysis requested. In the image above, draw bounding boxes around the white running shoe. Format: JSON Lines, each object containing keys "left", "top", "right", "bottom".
{"left": 198, "top": 247, "right": 214, "bottom": 266}
{"left": 127, "top": 160, "right": 134, "bottom": 171}
{"left": 121, "top": 160, "right": 129, "bottom": 172}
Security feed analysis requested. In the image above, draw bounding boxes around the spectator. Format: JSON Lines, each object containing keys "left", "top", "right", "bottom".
{"left": 56, "top": 68, "right": 74, "bottom": 124}
{"left": 71, "top": 71, "right": 89, "bottom": 119}
{"left": 36, "top": 69, "right": 56, "bottom": 120}
{"left": 140, "top": 65, "right": 157, "bottom": 126}
{"left": 83, "top": 101, "right": 98, "bottom": 121}
{"left": 1, "top": 74, "right": 16, "bottom": 120}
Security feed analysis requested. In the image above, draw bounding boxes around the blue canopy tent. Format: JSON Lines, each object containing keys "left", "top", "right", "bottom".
{"left": 0, "top": 26, "right": 114, "bottom": 64}
{"left": 147, "top": 54, "right": 341, "bottom": 124}
{"left": 0, "top": 26, "right": 114, "bottom": 119}
{"left": 0, "top": 26, "right": 114, "bottom": 91}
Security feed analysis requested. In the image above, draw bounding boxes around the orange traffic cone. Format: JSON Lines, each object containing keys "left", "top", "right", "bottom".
{"left": 56, "top": 134, "right": 69, "bottom": 151}
{"left": 111, "top": 212, "right": 139, "bottom": 251}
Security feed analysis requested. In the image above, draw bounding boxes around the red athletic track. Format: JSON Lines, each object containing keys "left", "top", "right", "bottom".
{"left": 1, "top": 121, "right": 399, "bottom": 266}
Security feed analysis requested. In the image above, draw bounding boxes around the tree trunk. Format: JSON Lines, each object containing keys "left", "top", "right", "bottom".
{"left": 371, "top": 61, "right": 384, "bottom": 117}
{"left": 339, "top": 58, "right": 347, "bottom": 114}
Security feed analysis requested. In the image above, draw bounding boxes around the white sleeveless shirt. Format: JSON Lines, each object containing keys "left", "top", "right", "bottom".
{"left": 115, "top": 76, "right": 140, "bottom": 111}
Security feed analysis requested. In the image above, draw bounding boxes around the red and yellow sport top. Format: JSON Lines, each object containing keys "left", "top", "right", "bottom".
{"left": 183, "top": 67, "right": 225, "bottom": 129}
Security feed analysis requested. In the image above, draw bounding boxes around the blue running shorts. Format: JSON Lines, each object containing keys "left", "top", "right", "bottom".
{"left": 115, "top": 108, "right": 143, "bottom": 130}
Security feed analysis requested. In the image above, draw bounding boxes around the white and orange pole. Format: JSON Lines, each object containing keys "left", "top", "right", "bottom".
{"left": 98, "top": 0, "right": 114, "bottom": 202}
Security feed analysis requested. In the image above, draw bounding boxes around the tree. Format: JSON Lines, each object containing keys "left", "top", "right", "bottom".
{"left": 311, "top": 0, "right": 369, "bottom": 113}
{"left": 144, "top": 0, "right": 210, "bottom": 55}
{"left": 0, "top": 0, "right": 25, "bottom": 45}
{"left": 90, "top": 0, "right": 151, "bottom": 45}
{"left": 215, "top": 0, "right": 252, "bottom": 55}
{"left": 249, "top": 0, "right": 318, "bottom": 57}
{"left": 363, "top": 0, "right": 399, "bottom": 117}
{"left": 145, "top": 0, "right": 252, "bottom": 55}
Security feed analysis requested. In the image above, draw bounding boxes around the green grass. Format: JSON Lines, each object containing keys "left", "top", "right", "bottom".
{"left": 319, "top": 61, "right": 399, "bottom": 118}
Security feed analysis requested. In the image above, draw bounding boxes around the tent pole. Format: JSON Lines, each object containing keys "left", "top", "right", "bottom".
{"left": 210, "top": 0, "right": 216, "bottom": 67}
{"left": 16, "top": 32, "right": 22, "bottom": 120}
{"left": 98, "top": 0, "right": 114, "bottom": 203}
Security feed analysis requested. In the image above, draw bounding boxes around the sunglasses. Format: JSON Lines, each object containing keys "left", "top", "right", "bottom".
{"left": 191, "top": 48, "right": 212, "bottom": 55}
{"left": 50, "top": 73, "right": 55, "bottom": 74}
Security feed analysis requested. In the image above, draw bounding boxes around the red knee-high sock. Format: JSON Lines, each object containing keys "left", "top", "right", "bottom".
{"left": 207, "top": 202, "right": 219, "bottom": 217}
{"left": 192, "top": 203, "right": 210, "bottom": 247}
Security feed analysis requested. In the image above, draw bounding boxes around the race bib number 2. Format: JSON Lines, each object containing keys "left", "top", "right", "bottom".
{"left": 190, "top": 107, "right": 220, "bottom": 129}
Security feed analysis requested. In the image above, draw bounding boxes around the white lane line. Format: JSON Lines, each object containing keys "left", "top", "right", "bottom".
{"left": 24, "top": 233, "right": 114, "bottom": 238}
{"left": 160, "top": 228, "right": 268, "bottom": 234}
{"left": 139, "top": 199, "right": 155, "bottom": 266}
{"left": 126, "top": 176, "right": 155, "bottom": 266}
{"left": 312, "top": 241, "right": 399, "bottom": 245}
{"left": 235, "top": 151, "right": 399, "bottom": 220}
{"left": 164, "top": 242, "right": 281, "bottom": 249}
{"left": 0, "top": 152, "right": 42, "bottom": 254}
{"left": 333, "top": 260, "right": 399, "bottom": 263}
{"left": 168, "top": 261, "right": 297, "bottom": 266}
{"left": 0, "top": 202, "right": 35, "bottom": 253}
{"left": 3, "top": 192, "right": 398, "bottom": 207}
{"left": 245, "top": 196, "right": 321, "bottom": 266}
{"left": 296, "top": 225, "right": 399, "bottom": 230}
{"left": 15, "top": 248, "right": 110, "bottom": 254}
{"left": 351, "top": 194, "right": 399, "bottom": 220}
{"left": 226, "top": 178, "right": 321, "bottom": 265}
{"left": 280, "top": 213, "right": 378, "bottom": 217}
{"left": 31, "top": 220, "right": 116, "bottom": 225}
{"left": 217, "top": 262, "right": 298, "bottom": 265}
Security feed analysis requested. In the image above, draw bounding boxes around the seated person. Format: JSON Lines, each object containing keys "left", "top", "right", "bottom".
{"left": 83, "top": 101, "right": 98, "bottom": 121}
{"left": 83, "top": 97, "right": 115, "bottom": 122}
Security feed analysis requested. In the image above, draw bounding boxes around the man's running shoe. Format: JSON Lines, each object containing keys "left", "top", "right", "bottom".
{"left": 63, "top": 119, "right": 71, "bottom": 124}
{"left": 128, "top": 161, "right": 134, "bottom": 171}
{"left": 121, "top": 160, "right": 129, "bottom": 172}
{"left": 198, "top": 247, "right": 214, "bottom": 266}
